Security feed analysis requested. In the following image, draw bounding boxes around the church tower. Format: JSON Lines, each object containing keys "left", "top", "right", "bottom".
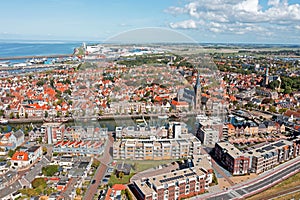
{"left": 194, "top": 72, "right": 202, "bottom": 110}
{"left": 263, "top": 67, "right": 269, "bottom": 86}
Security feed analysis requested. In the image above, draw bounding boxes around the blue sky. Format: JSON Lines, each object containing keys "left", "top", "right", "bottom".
{"left": 0, "top": 0, "right": 300, "bottom": 43}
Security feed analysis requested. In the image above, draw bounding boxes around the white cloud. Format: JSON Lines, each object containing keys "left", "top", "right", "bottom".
{"left": 166, "top": 0, "right": 300, "bottom": 38}
{"left": 234, "top": 0, "right": 260, "bottom": 13}
{"left": 268, "top": 0, "right": 280, "bottom": 7}
{"left": 170, "top": 20, "right": 198, "bottom": 29}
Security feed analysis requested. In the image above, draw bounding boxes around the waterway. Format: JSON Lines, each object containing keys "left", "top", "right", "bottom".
{"left": 3, "top": 116, "right": 198, "bottom": 134}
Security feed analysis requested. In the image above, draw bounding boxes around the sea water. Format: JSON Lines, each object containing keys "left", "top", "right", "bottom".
{"left": 0, "top": 40, "right": 82, "bottom": 60}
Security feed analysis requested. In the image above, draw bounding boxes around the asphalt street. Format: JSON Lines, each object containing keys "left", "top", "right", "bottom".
{"left": 204, "top": 161, "right": 300, "bottom": 200}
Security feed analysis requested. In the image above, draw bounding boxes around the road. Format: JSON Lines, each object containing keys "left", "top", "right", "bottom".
{"left": 193, "top": 157, "right": 300, "bottom": 200}
{"left": 84, "top": 164, "right": 108, "bottom": 200}
{"left": 83, "top": 133, "right": 114, "bottom": 200}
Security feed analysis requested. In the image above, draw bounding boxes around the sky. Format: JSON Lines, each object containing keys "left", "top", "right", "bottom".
{"left": 0, "top": 0, "right": 300, "bottom": 44}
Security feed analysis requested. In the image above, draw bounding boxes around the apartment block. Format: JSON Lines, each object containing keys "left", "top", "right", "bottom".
{"left": 41, "top": 122, "right": 65, "bottom": 144}
{"left": 133, "top": 155, "right": 213, "bottom": 200}
{"left": 197, "top": 128, "right": 220, "bottom": 146}
{"left": 293, "top": 138, "right": 300, "bottom": 157}
{"left": 214, "top": 142, "right": 250, "bottom": 175}
{"left": 215, "top": 139, "right": 296, "bottom": 175}
{"left": 116, "top": 121, "right": 188, "bottom": 139}
{"left": 247, "top": 140, "right": 294, "bottom": 173}
{"left": 113, "top": 134, "right": 201, "bottom": 160}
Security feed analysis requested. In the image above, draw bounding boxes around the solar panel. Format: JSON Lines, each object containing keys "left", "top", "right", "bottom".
{"left": 185, "top": 172, "right": 197, "bottom": 177}
{"left": 273, "top": 141, "right": 285, "bottom": 147}
{"left": 262, "top": 146, "right": 274, "bottom": 151}
{"left": 159, "top": 175, "right": 184, "bottom": 183}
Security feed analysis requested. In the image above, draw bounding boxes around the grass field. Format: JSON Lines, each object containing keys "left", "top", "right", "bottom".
{"left": 274, "top": 191, "right": 300, "bottom": 200}
{"left": 108, "top": 172, "right": 135, "bottom": 185}
{"left": 247, "top": 172, "right": 300, "bottom": 200}
{"left": 108, "top": 159, "right": 177, "bottom": 185}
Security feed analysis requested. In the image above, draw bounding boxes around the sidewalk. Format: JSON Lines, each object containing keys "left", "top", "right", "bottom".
{"left": 194, "top": 156, "right": 300, "bottom": 199}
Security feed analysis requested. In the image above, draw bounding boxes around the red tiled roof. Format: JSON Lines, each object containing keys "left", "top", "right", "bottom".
{"left": 11, "top": 151, "right": 29, "bottom": 161}
{"left": 112, "top": 184, "right": 126, "bottom": 191}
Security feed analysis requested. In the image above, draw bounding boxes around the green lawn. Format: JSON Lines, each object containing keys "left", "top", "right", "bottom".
{"left": 108, "top": 159, "right": 178, "bottom": 185}
{"left": 108, "top": 172, "right": 135, "bottom": 186}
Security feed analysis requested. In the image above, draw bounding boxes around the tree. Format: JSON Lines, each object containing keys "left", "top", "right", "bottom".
{"left": 269, "top": 106, "right": 277, "bottom": 113}
{"left": 44, "top": 111, "right": 48, "bottom": 118}
{"left": 42, "top": 165, "right": 59, "bottom": 176}
{"left": 50, "top": 79, "right": 55, "bottom": 88}
{"left": 118, "top": 171, "right": 124, "bottom": 179}
{"left": 8, "top": 149, "right": 15, "bottom": 158}
{"left": 38, "top": 136, "right": 43, "bottom": 143}
{"left": 56, "top": 111, "right": 61, "bottom": 118}
{"left": 42, "top": 147, "right": 47, "bottom": 155}
{"left": 65, "top": 78, "right": 71, "bottom": 85}
{"left": 9, "top": 112, "right": 14, "bottom": 119}
{"left": 125, "top": 188, "right": 133, "bottom": 200}
{"left": 68, "top": 100, "right": 73, "bottom": 105}
{"left": 284, "top": 86, "right": 292, "bottom": 94}
{"left": 269, "top": 80, "right": 280, "bottom": 90}
{"left": 91, "top": 159, "right": 100, "bottom": 168}
{"left": 19, "top": 188, "right": 39, "bottom": 197}
{"left": 64, "top": 89, "right": 72, "bottom": 96}
{"left": 16, "top": 113, "right": 20, "bottom": 119}
{"left": 0, "top": 110, "right": 4, "bottom": 117}
{"left": 25, "top": 112, "right": 28, "bottom": 118}
{"left": 32, "top": 178, "right": 47, "bottom": 189}
{"left": 76, "top": 188, "right": 81, "bottom": 196}
{"left": 36, "top": 80, "right": 44, "bottom": 87}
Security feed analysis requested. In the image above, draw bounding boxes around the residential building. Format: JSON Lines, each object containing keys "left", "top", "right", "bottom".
{"left": 113, "top": 134, "right": 201, "bottom": 160}
{"left": 0, "top": 130, "right": 25, "bottom": 153}
{"left": 0, "top": 170, "right": 18, "bottom": 190}
{"left": 196, "top": 115, "right": 223, "bottom": 145}
{"left": 8, "top": 130, "right": 24, "bottom": 148}
{"left": 115, "top": 125, "right": 168, "bottom": 139}
{"left": 64, "top": 126, "right": 108, "bottom": 141}
{"left": 10, "top": 151, "right": 30, "bottom": 169}
{"left": 132, "top": 154, "right": 213, "bottom": 200}
{"left": 247, "top": 140, "right": 294, "bottom": 173}
{"left": 215, "top": 140, "right": 296, "bottom": 175}
{"left": 116, "top": 122, "right": 188, "bottom": 139}
{"left": 10, "top": 146, "right": 42, "bottom": 169}
{"left": 197, "top": 127, "right": 219, "bottom": 146}
{"left": 214, "top": 142, "right": 250, "bottom": 175}
{"left": 105, "top": 184, "right": 127, "bottom": 200}
{"left": 53, "top": 140, "right": 105, "bottom": 155}
{"left": 41, "top": 122, "right": 65, "bottom": 144}
{"left": 0, "top": 161, "right": 9, "bottom": 175}
{"left": 171, "top": 100, "right": 189, "bottom": 111}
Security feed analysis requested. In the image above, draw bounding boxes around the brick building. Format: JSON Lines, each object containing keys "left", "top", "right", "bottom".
{"left": 132, "top": 155, "right": 213, "bottom": 200}
{"left": 214, "top": 142, "right": 250, "bottom": 175}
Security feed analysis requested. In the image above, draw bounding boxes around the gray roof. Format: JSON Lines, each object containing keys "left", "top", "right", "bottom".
{"left": 13, "top": 130, "right": 24, "bottom": 139}
{"left": 258, "top": 123, "right": 266, "bottom": 129}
